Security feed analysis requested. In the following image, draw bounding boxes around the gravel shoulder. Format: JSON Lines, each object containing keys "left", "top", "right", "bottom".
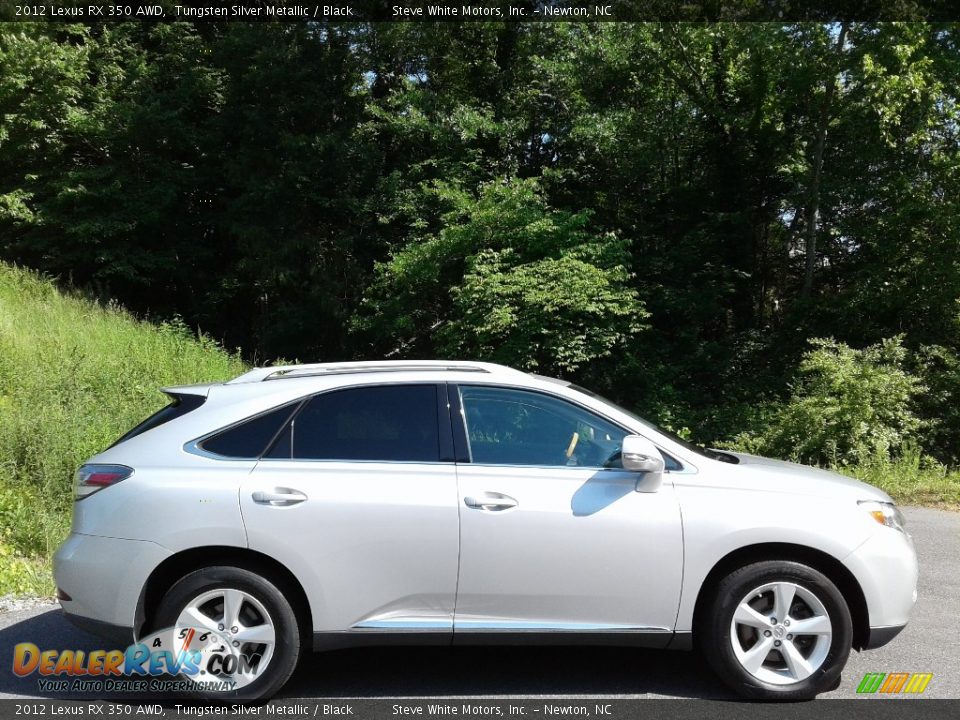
{"left": 0, "top": 595, "right": 55, "bottom": 615}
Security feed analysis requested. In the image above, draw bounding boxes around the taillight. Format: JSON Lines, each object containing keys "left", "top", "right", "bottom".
{"left": 74, "top": 464, "right": 133, "bottom": 500}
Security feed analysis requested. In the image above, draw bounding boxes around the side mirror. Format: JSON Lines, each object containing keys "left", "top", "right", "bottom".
{"left": 621, "top": 435, "right": 665, "bottom": 492}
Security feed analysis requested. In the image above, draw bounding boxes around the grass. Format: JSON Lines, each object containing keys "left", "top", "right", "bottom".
{"left": 835, "top": 446, "right": 960, "bottom": 510}
{"left": 0, "top": 263, "right": 247, "bottom": 595}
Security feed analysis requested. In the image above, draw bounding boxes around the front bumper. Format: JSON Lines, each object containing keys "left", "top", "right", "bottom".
{"left": 844, "top": 525, "right": 918, "bottom": 634}
{"left": 53, "top": 532, "right": 172, "bottom": 638}
{"left": 864, "top": 624, "right": 907, "bottom": 649}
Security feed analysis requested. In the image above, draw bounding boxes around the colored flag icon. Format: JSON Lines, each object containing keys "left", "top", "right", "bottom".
{"left": 903, "top": 673, "right": 934, "bottom": 694}
{"left": 856, "top": 672, "right": 932, "bottom": 694}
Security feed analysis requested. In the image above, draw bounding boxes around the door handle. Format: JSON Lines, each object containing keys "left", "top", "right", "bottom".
{"left": 464, "top": 493, "right": 518, "bottom": 511}
{"left": 252, "top": 488, "right": 307, "bottom": 506}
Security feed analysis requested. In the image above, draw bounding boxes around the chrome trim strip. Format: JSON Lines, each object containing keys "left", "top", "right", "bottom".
{"left": 352, "top": 619, "right": 452, "bottom": 631}
{"left": 266, "top": 365, "right": 489, "bottom": 381}
{"left": 351, "top": 619, "right": 670, "bottom": 633}
{"left": 251, "top": 458, "right": 456, "bottom": 466}
{"left": 182, "top": 438, "right": 247, "bottom": 461}
{"left": 457, "top": 462, "right": 690, "bottom": 475}
{"left": 454, "top": 620, "right": 671, "bottom": 632}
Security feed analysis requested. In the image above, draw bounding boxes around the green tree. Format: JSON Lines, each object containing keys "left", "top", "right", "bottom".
{"left": 2, "top": 21, "right": 960, "bottom": 463}
{"left": 729, "top": 337, "right": 925, "bottom": 466}
{"left": 355, "top": 177, "right": 645, "bottom": 374}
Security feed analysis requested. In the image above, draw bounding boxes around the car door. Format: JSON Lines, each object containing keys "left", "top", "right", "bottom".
{"left": 451, "top": 384, "right": 684, "bottom": 646}
{"left": 241, "top": 383, "right": 460, "bottom": 643}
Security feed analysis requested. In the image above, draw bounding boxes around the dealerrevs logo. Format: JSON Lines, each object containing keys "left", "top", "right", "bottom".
{"left": 11, "top": 626, "right": 264, "bottom": 693}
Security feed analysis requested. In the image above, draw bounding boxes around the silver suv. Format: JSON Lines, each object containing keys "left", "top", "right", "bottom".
{"left": 54, "top": 361, "right": 917, "bottom": 700}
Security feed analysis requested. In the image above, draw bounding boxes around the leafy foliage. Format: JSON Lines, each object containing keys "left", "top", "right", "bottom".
{"left": 728, "top": 337, "right": 925, "bottom": 466}
{"left": 1, "top": 21, "right": 959, "bottom": 466}
{"left": 444, "top": 247, "right": 644, "bottom": 373}
{"left": 913, "top": 344, "right": 960, "bottom": 466}
{"left": 356, "top": 178, "right": 645, "bottom": 373}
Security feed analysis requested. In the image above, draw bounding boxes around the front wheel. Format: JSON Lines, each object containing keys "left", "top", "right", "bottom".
{"left": 154, "top": 566, "right": 301, "bottom": 700}
{"left": 701, "top": 560, "right": 852, "bottom": 700}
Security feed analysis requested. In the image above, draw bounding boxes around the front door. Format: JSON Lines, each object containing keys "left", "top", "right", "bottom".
{"left": 451, "top": 384, "right": 684, "bottom": 644}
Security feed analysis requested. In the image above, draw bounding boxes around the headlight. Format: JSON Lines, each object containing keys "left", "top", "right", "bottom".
{"left": 859, "top": 500, "right": 906, "bottom": 533}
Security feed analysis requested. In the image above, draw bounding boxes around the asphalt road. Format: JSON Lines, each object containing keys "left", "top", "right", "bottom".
{"left": 1, "top": 507, "right": 956, "bottom": 701}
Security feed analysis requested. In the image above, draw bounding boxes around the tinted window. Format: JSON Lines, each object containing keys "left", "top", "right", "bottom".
{"left": 566, "top": 382, "right": 716, "bottom": 466}
{"left": 285, "top": 385, "right": 440, "bottom": 462}
{"left": 201, "top": 404, "right": 299, "bottom": 459}
{"left": 459, "top": 386, "right": 628, "bottom": 468}
{"left": 110, "top": 393, "right": 205, "bottom": 448}
{"left": 264, "top": 423, "right": 292, "bottom": 459}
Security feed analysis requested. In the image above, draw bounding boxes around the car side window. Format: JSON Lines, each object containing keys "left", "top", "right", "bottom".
{"left": 458, "top": 386, "right": 631, "bottom": 468}
{"left": 200, "top": 403, "right": 299, "bottom": 459}
{"left": 270, "top": 384, "right": 441, "bottom": 462}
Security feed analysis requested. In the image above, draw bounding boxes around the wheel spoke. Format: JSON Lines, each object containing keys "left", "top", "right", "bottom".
{"left": 235, "top": 663, "right": 260, "bottom": 683}
{"left": 781, "top": 639, "right": 815, "bottom": 680}
{"left": 734, "top": 602, "right": 771, "bottom": 629}
{"left": 181, "top": 606, "right": 219, "bottom": 632}
{"left": 222, "top": 588, "right": 244, "bottom": 629}
{"left": 773, "top": 583, "right": 796, "bottom": 621}
{"left": 740, "top": 636, "right": 774, "bottom": 674}
{"left": 789, "top": 614, "right": 832, "bottom": 635}
{"left": 234, "top": 622, "right": 275, "bottom": 646}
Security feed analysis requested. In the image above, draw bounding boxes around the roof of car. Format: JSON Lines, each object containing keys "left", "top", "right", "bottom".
{"left": 225, "top": 360, "right": 529, "bottom": 384}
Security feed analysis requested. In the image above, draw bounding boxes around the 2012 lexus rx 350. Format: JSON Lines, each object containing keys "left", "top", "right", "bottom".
{"left": 54, "top": 361, "right": 917, "bottom": 700}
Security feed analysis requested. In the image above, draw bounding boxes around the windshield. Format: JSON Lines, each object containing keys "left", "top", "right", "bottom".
{"left": 565, "top": 383, "right": 738, "bottom": 464}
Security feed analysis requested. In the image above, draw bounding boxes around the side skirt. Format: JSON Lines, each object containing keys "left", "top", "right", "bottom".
{"left": 313, "top": 629, "right": 677, "bottom": 652}
{"left": 452, "top": 630, "right": 673, "bottom": 649}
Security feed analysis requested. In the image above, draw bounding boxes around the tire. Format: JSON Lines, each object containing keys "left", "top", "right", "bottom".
{"left": 154, "top": 566, "right": 301, "bottom": 701}
{"left": 700, "top": 560, "right": 852, "bottom": 700}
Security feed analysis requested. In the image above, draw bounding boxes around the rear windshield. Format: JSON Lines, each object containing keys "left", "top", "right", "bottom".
{"left": 109, "top": 393, "right": 206, "bottom": 448}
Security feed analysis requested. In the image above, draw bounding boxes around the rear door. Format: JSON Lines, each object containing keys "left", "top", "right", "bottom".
{"left": 241, "top": 383, "right": 460, "bottom": 641}
{"left": 451, "top": 384, "right": 684, "bottom": 644}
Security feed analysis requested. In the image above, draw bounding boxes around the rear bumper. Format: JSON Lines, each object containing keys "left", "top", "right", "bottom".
{"left": 53, "top": 532, "right": 171, "bottom": 632}
{"left": 864, "top": 624, "right": 906, "bottom": 650}
{"left": 62, "top": 612, "right": 134, "bottom": 645}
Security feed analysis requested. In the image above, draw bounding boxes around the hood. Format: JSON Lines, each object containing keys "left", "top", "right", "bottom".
{"left": 717, "top": 451, "right": 893, "bottom": 503}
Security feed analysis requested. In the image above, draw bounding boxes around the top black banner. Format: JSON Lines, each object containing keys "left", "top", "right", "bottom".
{"left": 1, "top": 0, "right": 959, "bottom": 22}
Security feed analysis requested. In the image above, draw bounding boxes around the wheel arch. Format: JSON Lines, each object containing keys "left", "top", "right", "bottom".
{"left": 136, "top": 546, "right": 312, "bottom": 643}
{"left": 691, "top": 542, "right": 870, "bottom": 651}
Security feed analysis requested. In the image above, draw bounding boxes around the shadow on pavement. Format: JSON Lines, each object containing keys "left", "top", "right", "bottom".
{"left": 1, "top": 609, "right": 732, "bottom": 700}
{"left": 286, "top": 644, "right": 732, "bottom": 700}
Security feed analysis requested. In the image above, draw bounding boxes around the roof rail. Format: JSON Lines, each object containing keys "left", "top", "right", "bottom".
{"left": 226, "top": 360, "right": 505, "bottom": 384}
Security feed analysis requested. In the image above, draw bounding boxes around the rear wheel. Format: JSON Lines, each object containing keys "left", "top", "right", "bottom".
{"left": 701, "top": 560, "right": 852, "bottom": 700}
{"left": 155, "top": 566, "right": 301, "bottom": 700}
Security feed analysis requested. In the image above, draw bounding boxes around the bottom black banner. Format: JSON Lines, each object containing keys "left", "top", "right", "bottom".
{"left": 0, "top": 699, "right": 957, "bottom": 720}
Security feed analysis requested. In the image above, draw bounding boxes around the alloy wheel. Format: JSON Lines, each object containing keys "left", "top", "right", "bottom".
{"left": 173, "top": 587, "right": 276, "bottom": 690}
{"left": 730, "top": 581, "right": 833, "bottom": 685}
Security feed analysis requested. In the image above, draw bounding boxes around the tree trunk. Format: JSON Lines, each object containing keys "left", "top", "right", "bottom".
{"left": 802, "top": 22, "right": 850, "bottom": 299}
